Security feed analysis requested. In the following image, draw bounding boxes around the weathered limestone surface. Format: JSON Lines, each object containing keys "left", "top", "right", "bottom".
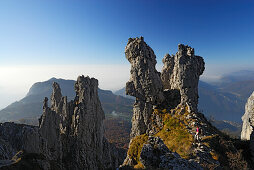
{"left": 123, "top": 37, "right": 206, "bottom": 168}
{"left": 125, "top": 37, "right": 164, "bottom": 140}
{"left": 140, "top": 137, "right": 202, "bottom": 170}
{"left": 241, "top": 91, "right": 254, "bottom": 140}
{"left": 161, "top": 44, "right": 205, "bottom": 112}
{"left": 241, "top": 91, "right": 254, "bottom": 161}
{"left": 0, "top": 122, "right": 40, "bottom": 160}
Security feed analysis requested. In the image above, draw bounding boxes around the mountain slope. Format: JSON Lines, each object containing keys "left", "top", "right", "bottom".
{"left": 218, "top": 80, "right": 254, "bottom": 99}
{"left": 114, "top": 88, "right": 135, "bottom": 100}
{"left": 198, "top": 81, "right": 245, "bottom": 122}
{"left": 219, "top": 70, "right": 254, "bottom": 85}
{"left": 0, "top": 78, "right": 134, "bottom": 124}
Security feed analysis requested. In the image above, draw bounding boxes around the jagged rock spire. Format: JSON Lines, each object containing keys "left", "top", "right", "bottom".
{"left": 38, "top": 76, "right": 117, "bottom": 169}
{"left": 161, "top": 44, "right": 205, "bottom": 112}
{"left": 125, "top": 37, "right": 164, "bottom": 140}
{"left": 51, "top": 82, "right": 62, "bottom": 111}
{"left": 125, "top": 37, "right": 164, "bottom": 104}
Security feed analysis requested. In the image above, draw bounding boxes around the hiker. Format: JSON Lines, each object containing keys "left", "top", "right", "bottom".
{"left": 195, "top": 126, "right": 200, "bottom": 142}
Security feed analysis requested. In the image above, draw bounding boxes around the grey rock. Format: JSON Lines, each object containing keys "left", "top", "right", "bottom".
{"left": 140, "top": 137, "right": 203, "bottom": 170}
{"left": 0, "top": 122, "right": 40, "bottom": 166}
{"left": 125, "top": 37, "right": 164, "bottom": 140}
{"left": 38, "top": 76, "right": 117, "bottom": 169}
{"left": 161, "top": 44, "right": 205, "bottom": 112}
{"left": 125, "top": 37, "right": 164, "bottom": 104}
{"left": 241, "top": 91, "right": 254, "bottom": 140}
{"left": 0, "top": 76, "right": 119, "bottom": 170}
{"left": 241, "top": 91, "right": 254, "bottom": 161}
{"left": 123, "top": 38, "right": 205, "bottom": 167}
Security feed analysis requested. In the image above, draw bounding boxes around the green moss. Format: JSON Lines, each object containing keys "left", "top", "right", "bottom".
{"left": 127, "top": 134, "right": 148, "bottom": 165}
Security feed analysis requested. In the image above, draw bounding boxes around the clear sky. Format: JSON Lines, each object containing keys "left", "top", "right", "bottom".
{"left": 0, "top": 0, "right": 254, "bottom": 109}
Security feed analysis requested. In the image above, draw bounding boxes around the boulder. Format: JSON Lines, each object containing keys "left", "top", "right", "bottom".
{"left": 140, "top": 137, "right": 202, "bottom": 170}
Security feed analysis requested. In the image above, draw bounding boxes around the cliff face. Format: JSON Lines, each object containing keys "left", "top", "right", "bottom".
{"left": 241, "top": 91, "right": 254, "bottom": 162}
{"left": 123, "top": 37, "right": 206, "bottom": 168}
{"left": 161, "top": 44, "right": 205, "bottom": 113}
{"left": 123, "top": 37, "right": 250, "bottom": 169}
{"left": 0, "top": 76, "right": 118, "bottom": 170}
{"left": 0, "top": 123, "right": 40, "bottom": 160}
{"left": 125, "top": 37, "right": 164, "bottom": 139}
{"left": 241, "top": 91, "right": 254, "bottom": 140}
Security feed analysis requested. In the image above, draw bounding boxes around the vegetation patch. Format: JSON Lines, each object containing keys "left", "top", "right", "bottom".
{"left": 210, "top": 151, "right": 219, "bottom": 160}
{"left": 155, "top": 108, "right": 194, "bottom": 159}
{"left": 133, "top": 162, "right": 145, "bottom": 169}
{"left": 127, "top": 134, "right": 148, "bottom": 167}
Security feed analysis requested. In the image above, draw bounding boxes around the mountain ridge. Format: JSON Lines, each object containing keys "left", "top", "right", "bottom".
{"left": 0, "top": 77, "right": 134, "bottom": 124}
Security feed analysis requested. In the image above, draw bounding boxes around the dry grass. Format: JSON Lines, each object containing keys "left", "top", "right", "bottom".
{"left": 155, "top": 111, "right": 194, "bottom": 159}
{"left": 134, "top": 162, "right": 145, "bottom": 169}
{"left": 127, "top": 134, "right": 148, "bottom": 165}
{"left": 210, "top": 151, "right": 219, "bottom": 160}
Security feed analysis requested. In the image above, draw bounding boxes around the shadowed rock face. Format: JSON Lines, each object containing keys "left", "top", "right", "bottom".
{"left": 125, "top": 37, "right": 164, "bottom": 139}
{"left": 0, "top": 122, "right": 40, "bottom": 160}
{"left": 0, "top": 76, "right": 119, "bottom": 170}
{"left": 39, "top": 76, "right": 117, "bottom": 170}
{"left": 161, "top": 44, "right": 205, "bottom": 112}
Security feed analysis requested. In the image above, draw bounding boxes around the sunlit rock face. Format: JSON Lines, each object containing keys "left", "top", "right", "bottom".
{"left": 241, "top": 91, "right": 254, "bottom": 161}
{"left": 123, "top": 37, "right": 206, "bottom": 167}
{"left": 125, "top": 37, "right": 164, "bottom": 139}
{"left": 161, "top": 44, "right": 205, "bottom": 113}
{"left": 241, "top": 91, "right": 254, "bottom": 140}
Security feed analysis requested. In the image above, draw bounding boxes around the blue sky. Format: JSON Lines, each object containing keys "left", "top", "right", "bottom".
{"left": 0, "top": 0, "right": 253, "bottom": 65}
{"left": 0, "top": 0, "right": 253, "bottom": 109}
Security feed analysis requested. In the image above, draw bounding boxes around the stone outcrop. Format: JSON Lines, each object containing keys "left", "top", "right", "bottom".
{"left": 0, "top": 76, "right": 119, "bottom": 170}
{"left": 140, "top": 137, "right": 202, "bottom": 169}
{"left": 0, "top": 122, "right": 40, "bottom": 160}
{"left": 241, "top": 91, "right": 254, "bottom": 161}
{"left": 161, "top": 44, "right": 205, "bottom": 112}
{"left": 122, "top": 37, "right": 249, "bottom": 169}
{"left": 241, "top": 91, "right": 254, "bottom": 140}
{"left": 123, "top": 37, "right": 207, "bottom": 168}
{"left": 125, "top": 37, "right": 164, "bottom": 139}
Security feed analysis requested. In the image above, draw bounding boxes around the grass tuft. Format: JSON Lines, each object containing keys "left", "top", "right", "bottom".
{"left": 127, "top": 134, "right": 148, "bottom": 166}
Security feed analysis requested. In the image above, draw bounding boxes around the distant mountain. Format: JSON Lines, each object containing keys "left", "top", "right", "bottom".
{"left": 198, "top": 81, "right": 245, "bottom": 122}
{"left": 114, "top": 79, "right": 253, "bottom": 123}
{"left": 2, "top": 70, "right": 254, "bottom": 127}
{"left": 114, "top": 87, "right": 135, "bottom": 100}
{"left": 219, "top": 70, "right": 254, "bottom": 84}
{"left": 192, "top": 70, "right": 254, "bottom": 122}
{"left": 0, "top": 78, "right": 134, "bottom": 124}
{"left": 208, "top": 118, "right": 242, "bottom": 138}
{"left": 218, "top": 80, "right": 254, "bottom": 99}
